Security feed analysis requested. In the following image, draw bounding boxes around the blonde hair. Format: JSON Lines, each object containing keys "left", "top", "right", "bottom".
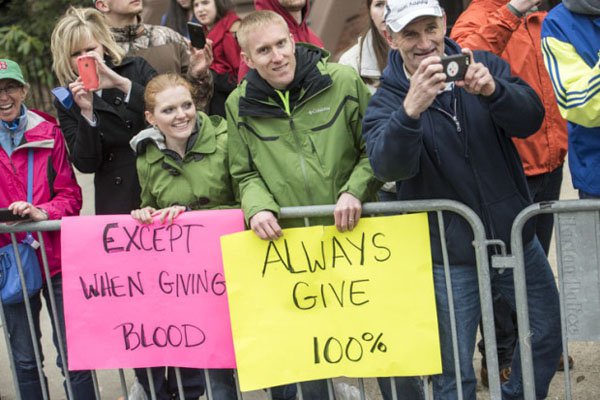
{"left": 237, "top": 10, "right": 289, "bottom": 53}
{"left": 144, "top": 73, "right": 195, "bottom": 112}
{"left": 51, "top": 7, "right": 125, "bottom": 86}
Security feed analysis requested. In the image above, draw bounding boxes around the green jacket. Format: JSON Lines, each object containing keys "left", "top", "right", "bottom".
{"left": 226, "top": 45, "right": 380, "bottom": 225}
{"left": 131, "top": 112, "right": 238, "bottom": 210}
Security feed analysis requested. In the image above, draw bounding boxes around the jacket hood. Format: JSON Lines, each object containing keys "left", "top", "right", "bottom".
{"left": 130, "top": 125, "right": 166, "bottom": 154}
{"left": 382, "top": 37, "right": 462, "bottom": 93}
{"left": 563, "top": 0, "right": 600, "bottom": 15}
{"left": 255, "top": 0, "right": 310, "bottom": 26}
{"left": 239, "top": 44, "right": 331, "bottom": 116}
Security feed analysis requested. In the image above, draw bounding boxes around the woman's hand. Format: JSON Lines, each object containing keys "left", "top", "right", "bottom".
{"left": 131, "top": 207, "right": 157, "bottom": 224}
{"left": 154, "top": 206, "right": 187, "bottom": 225}
{"left": 87, "top": 51, "right": 132, "bottom": 94}
{"left": 69, "top": 78, "right": 94, "bottom": 120}
{"left": 131, "top": 206, "right": 186, "bottom": 225}
{"left": 7, "top": 201, "right": 48, "bottom": 223}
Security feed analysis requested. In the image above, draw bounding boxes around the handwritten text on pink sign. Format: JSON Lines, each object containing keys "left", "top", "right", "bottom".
{"left": 61, "top": 210, "right": 245, "bottom": 370}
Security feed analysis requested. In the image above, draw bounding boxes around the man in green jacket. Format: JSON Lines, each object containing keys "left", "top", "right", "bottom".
{"left": 227, "top": 10, "right": 380, "bottom": 242}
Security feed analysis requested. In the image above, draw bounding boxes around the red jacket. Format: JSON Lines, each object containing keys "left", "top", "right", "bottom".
{"left": 0, "top": 110, "right": 82, "bottom": 278}
{"left": 208, "top": 11, "right": 241, "bottom": 79}
{"left": 237, "top": 0, "right": 324, "bottom": 81}
{"left": 451, "top": 0, "right": 567, "bottom": 176}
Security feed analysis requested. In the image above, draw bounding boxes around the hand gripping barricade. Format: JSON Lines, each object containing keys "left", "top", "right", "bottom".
{"left": 0, "top": 200, "right": 507, "bottom": 400}
{"left": 496, "top": 199, "right": 600, "bottom": 400}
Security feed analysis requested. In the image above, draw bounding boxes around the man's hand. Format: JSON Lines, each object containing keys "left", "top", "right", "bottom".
{"left": 189, "top": 39, "right": 214, "bottom": 79}
{"left": 509, "top": 0, "right": 541, "bottom": 15}
{"left": 334, "top": 192, "right": 362, "bottom": 233}
{"left": 249, "top": 210, "right": 283, "bottom": 240}
{"left": 403, "top": 56, "right": 447, "bottom": 119}
{"left": 456, "top": 49, "right": 496, "bottom": 97}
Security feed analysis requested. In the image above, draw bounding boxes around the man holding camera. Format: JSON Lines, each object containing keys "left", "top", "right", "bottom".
{"left": 450, "top": 0, "right": 570, "bottom": 385}
{"left": 362, "top": 0, "right": 562, "bottom": 398}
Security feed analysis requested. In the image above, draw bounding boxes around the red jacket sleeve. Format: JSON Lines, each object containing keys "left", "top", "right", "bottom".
{"left": 450, "top": 2, "right": 522, "bottom": 56}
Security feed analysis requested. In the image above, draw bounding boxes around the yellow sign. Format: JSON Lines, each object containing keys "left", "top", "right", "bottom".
{"left": 221, "top": 214, "right": 441, "bottom": 391}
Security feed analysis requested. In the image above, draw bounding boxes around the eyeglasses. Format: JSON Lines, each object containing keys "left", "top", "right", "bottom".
{"left": 0, "top": 85, "right": 23, "bottom": 96}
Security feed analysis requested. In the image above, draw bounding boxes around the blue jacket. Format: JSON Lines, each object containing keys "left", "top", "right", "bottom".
{"left": 363, "top": 38, "right": 544, "bottom": 265}
{"left": 542, "top": 4, "right": 600, "bottom": 195}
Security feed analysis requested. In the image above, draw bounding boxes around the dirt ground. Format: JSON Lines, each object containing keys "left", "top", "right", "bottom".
{"left": 1, "top": 165, "right": 599, "bottom": 399}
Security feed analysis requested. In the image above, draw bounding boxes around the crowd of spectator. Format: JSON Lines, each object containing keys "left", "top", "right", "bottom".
{"left": 1, "top": 0, "right": 598, "bottom": 399}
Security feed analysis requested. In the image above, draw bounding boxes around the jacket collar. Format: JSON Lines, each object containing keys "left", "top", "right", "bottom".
{"left": 110, "top": 15, "right": 145, "bottom": 43}
{"left": 238, "top": 44, "right": 332, "bottom": 117}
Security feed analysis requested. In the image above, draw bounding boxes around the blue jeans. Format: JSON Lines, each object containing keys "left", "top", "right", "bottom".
{"left": 432, "top": 238, "right": 561, "bottom": 400}
{"left": 2, "top": 274, "right": 95, "bottom": 399}
{"left": 479, "top": 165, "right": 564, "bottom": 369}
{"left": 526, "top": 165, "right": 564, "bottom": 254}
{"left": 135, "top": 367, "right": 237, "bottom": 400}
{"left": 270, "top": 379, "right": 330, "bottom": 399}
{"left": 377, "top": 376, "right": 424, "bottom": 400}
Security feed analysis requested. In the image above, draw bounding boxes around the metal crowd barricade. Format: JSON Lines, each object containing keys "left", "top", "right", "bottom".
{"left": 0, "top": 200, "right": 502, "bottom": 399}
{"left": 505, "top": 199, "right": 600, "bottom": 400}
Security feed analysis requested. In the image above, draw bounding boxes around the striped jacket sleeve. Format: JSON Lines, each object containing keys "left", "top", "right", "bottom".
{"left": 541, "top": 36, "right": 600, "bottom": 128}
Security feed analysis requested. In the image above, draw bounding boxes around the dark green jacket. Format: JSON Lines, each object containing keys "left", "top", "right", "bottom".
{"left": 226, "top": 45, "right": 380, "bottom": 225}
{"left": 131, "top": 112, "right": 238, "bottom": 210}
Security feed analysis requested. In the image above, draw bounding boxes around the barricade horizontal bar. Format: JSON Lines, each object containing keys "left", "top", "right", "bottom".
{"left": 0, "top": 199, "right": 499, "bottom": 399}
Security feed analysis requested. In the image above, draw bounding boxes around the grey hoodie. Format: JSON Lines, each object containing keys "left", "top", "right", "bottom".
{"left": 563, "top": 0, "right": 600, "bottom": 15}
{"left": 129, "top": 126, "right": 166, "bottom": 154}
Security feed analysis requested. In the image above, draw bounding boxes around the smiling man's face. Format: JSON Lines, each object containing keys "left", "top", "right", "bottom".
{"left": 385, "top": 15, "right": 446, "bottom": 75}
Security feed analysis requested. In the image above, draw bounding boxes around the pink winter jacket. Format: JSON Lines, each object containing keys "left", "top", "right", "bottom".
{"left": 0, "top": 110, "right": 82, "bottom": 278}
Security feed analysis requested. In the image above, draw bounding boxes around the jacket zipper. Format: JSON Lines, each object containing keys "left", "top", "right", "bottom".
{"left": 289, "top": 117, "right": 314, "bottom": 205}
{"left": 433, "top": 98, "right": 462, "bottom": 134}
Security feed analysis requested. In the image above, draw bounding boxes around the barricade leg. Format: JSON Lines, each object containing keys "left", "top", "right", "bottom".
{"left": 430, "top": 264, "right": 480, "bottom": 400}
{"left": 496, "top": 238, "right": 561, "bottom": 399}
{"left": 44, "top": 274, "right": 96, "bottom": 399}
{"left": 0, "top": 299, "right": 23, "bottom": 399}
{"left": 3, "top": 291, "right": 48, "bottom": 399}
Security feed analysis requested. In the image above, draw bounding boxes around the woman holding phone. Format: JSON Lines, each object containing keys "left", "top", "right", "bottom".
{"left": 130, "top": 73, "right": 238, "bottom": 399}
{"left": 51, "top": 7, "right": 157, "bottom": 215}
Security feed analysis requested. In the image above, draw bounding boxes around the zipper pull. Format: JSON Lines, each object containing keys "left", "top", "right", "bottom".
{"left": 452, "top": 115, "right": 462, "bottom": 133}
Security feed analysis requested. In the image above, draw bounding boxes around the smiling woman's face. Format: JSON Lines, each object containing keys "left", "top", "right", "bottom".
{"left": 0, "top": 79, "right": 27, "bottom": 122}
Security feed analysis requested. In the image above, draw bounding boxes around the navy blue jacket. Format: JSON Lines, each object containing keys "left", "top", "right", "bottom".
{"left": 363, "top": 39, "right": 544, "bottom": 265}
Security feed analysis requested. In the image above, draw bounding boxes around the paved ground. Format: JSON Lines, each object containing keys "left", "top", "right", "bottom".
{"left": 1, "top": 166, "right": 599, "bottom": 399}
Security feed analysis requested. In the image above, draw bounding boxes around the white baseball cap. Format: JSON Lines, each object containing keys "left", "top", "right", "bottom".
{"left": 385, "top": 0, "right": 444, "bottom": 33}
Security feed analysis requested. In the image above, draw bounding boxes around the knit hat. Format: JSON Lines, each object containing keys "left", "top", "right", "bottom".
{"left": 563, "top": 0, "right": 600, "bottom": 15}
{"left": 385, "top": 0, "right": 444, "bottom": 33}
{"left": 0, "top": 59, "right": 26, "bottom": 85}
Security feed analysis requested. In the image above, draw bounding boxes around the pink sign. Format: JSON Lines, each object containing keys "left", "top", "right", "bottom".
{"left": 61, "top": 210, "right": 245, "bottom": 371}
